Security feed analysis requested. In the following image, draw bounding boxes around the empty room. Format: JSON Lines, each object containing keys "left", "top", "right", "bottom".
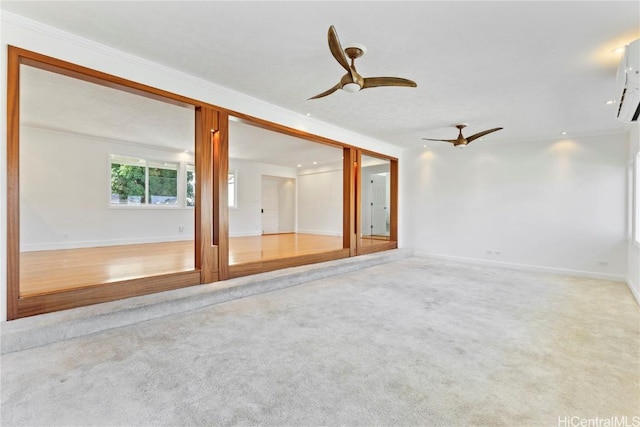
{"left": 1, "top": 1, "right": 639, "bottom": 426}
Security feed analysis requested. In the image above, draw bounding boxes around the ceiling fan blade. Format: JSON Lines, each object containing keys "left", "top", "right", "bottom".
{"left": 422, "top": 138, "right": 457, "bottom": 143}
{"left": 328, "top": 26, "right": 351, "bottom": 74}
{"left": 465, "top": 127, "right": 503, "bottom": 144}
{"left": 362, "top": 77, "right": 417, "bottom": 89}
{"left": 308, "top": 83, "right": 341, "bottom": 100}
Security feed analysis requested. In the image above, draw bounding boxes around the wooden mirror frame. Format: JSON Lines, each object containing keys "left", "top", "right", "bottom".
{"left": 5, "top": 46, "right": 398, "bottom": 319}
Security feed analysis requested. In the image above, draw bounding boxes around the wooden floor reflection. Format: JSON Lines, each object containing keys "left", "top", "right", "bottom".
{"left": 20, "top": 233, "right": 359, "bottom": 297}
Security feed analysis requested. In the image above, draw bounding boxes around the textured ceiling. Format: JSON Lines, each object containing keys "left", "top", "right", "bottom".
{"left": 4, "top": 1, "right": 640, "bottom": 152}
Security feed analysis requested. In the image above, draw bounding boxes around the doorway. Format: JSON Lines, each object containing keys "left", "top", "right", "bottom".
{"left": 370, "top": 172, "right": 390, "bottom": 237}
{"left": 261, "top": 176, "right": 295, "bottom": 235}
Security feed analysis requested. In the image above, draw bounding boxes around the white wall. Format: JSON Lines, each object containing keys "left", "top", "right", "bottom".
{"left": 0, "top": 12, "right": 402, "bottom": 321}
{"left": 229, "top": 159, "right": 297, "bottom": 237}
{"left": 276, "top": 178, "right": 296, "bottom": 234}
{"left": 20, "top": 126, "right": 195, "bottom": 251}
{"left": 403, "top": 133, "right": 630, "bottom": 281}
{"left": 297, "top": 166, "right": 343, "bottom": 236}
{"left": 361, "top": 164, "right": 391, "bottom": 237}
{"left": 628, "top": 123, "right": 640, "bottom": 304}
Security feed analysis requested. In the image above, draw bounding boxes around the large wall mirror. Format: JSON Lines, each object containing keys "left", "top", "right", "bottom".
{"left": 227, "top": 117, "right": 346, "bottom": 271}
{"left": 360, "top": 154, "right": 394, "bottom": 250}
{"left": 18, "top": 64, "right": 196, "bottom": 298}
{"left": 7, "top": 48, "right": 398, "bottom": 318}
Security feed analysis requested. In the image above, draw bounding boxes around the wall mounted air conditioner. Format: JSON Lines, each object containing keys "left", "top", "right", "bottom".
{"left": 616, "top": 38, "right": 640, "bottom": 122}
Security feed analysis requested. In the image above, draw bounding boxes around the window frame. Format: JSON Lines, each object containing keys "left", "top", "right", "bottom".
{"left": 108, "top": 153, "right": 181, "bottom": 209}
{"left": 228, "top": 169, "right": 237, "bottom": 209}
{"left": 186, "top": 163, "right": 196, "bottom": 208}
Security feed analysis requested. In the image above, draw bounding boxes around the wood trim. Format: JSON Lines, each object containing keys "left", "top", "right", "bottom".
{"left": 214, "top": 111, "right": 230, "bottom": 280}
{"left": 9, "top": 47, "right": 396, "bottom": 166}
{"left": 355, "top": 150, "right": 363, "bottom": 256}
{"left": 196, "top": 107, "right": 218, "bottom": 283}
{"left": 357, "top": 241, "right": 398, "bottom": 255}
{"left": 15, "top": 47, "right": 200, "bottom": 109}
{"left": 5, "top": 46, "right": 403, "bottom": 319}
{"left": 343, "top": 147, "right": 357, "bottom": 256}
{"left": 228, "top": 249, "right": 350, "bottom": 279}
{"left": 390, "top": 158, "right": 399, "bottom": 242}
{"left": 6, "top": 47, "right": 21, "bottom": 320}
{"left": 16, "top": 271, "right": 201, "bottom": 318}
{"left": 229, "top": 115, "right": 348, "bottom": 153}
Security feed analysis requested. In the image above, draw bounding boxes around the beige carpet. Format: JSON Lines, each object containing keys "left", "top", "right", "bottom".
{"left": 1, "top": 256, "right": 638, "bottom": 426}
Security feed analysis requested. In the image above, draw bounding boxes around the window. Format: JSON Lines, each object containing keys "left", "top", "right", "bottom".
{"left": 110, "top": 155, "right": 178, "bottom": 206}
{"left": 148, "top": 161, "right": 178, "bottom": 205}
{"left": 110, "top": 155, "right": 147, "bottom": 205}
{"left": 110, "top": 156, "right": 235, "bottom": 208}
{"left": 228, "top": 170, "right": 236, "bottom": 208}
{"left": 186, "top": 164, "right": 195, "bottom": 207}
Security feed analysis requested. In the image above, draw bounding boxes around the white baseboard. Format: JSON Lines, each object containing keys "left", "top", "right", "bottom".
{"left": 21, "top": 236, "right": 194, "bottom": 252}
{"left": 229, "top": 231, "right": 262, "bottom": 238}
{"left": 627, "top": 278, "right": 640, "bottom": 306}
{"left": 296, "top": 229, "right": 342, "bottom": 237}
{"left": 415, "top": 251, "right": 628, "bottom": 283}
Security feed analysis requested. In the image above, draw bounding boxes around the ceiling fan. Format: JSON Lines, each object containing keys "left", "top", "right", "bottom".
{"left": 423, "top": 124, "right": 503, "bottom": 148}
{"left": 309, "top": 25, "right": 417, "bottom": 100}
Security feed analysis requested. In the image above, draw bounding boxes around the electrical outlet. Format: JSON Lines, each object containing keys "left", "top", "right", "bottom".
{"left": 178, "top": 225, "right": 184, "bottom": 232}
{"left": 486, "top": 250, "right": 493, "bottom": 255}
{"left": 63, "top": 233, "right": 69, "bottom": 241}
{"left": 598, "top": 261, "right": 608, "bottom": 266}
{"left": 494, "top": 250, "right": 501, "bottom": 255}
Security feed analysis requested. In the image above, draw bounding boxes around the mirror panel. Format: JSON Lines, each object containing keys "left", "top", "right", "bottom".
{"left": 19, "top": 64, "right": 196, "bottom": 297}
{"left": 228, "top": 118, "right": 344, "bottom": 266}
{"left": 360, "top": 154, "right": 392, "bottom": 245}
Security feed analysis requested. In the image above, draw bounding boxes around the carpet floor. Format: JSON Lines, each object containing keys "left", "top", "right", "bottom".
{"left": 1, "top": 256, "right": 638, "bottom": 426}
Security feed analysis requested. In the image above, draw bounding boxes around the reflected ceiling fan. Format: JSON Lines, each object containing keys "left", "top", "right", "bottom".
{"left": 423, "top": 124, "right": 503, "bottom": 148}
{"left": 309, "top": 25, "right": 417, "bottom": 100}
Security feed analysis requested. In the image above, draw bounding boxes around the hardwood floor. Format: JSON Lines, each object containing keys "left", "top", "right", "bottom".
{"left": 229, "top": 233, "right": 343, "bottom": 265}
{"left": 20, "top": 241, "right": 195, "bottom": 297}
{"left": 19, "top": 234, "right": 350, "bottom": 297}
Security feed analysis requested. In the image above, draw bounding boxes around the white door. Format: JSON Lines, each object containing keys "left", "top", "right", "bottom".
{"left": 261, "top": 178, "right": 279, "bottom": 234}
{"left": 370, "top": 173, "right": 389, "bottom": 236}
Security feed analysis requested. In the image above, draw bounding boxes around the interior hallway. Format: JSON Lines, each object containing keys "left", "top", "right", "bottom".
{"left": 2, "top": 256, "right": 638, "bottom": 426}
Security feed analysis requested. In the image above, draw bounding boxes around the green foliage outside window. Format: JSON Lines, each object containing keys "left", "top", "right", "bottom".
{"left": 149, "top": 167, "right": 177, "bottom": 204}
{"left": 186, "top": 170, "right": 195, "bottom": 207}
{"left": 111, "top": 163, "right": 146, "bottom": 203}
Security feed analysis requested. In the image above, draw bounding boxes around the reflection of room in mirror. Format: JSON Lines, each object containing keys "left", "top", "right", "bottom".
{"left": 19, "top": 64, "right": 196, "bottom": 295}
{"left": 227, "top": 118, "right": 345, "bottom": 265}
{"left": 360, "top": 155, "right": 391, "bottom": 240}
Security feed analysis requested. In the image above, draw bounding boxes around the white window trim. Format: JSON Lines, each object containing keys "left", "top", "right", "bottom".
{"left": 228, "top": 169, "right": 238, "bottom": 209}
{"left": 108, "top": 153, "right": 182, "bottom": 209}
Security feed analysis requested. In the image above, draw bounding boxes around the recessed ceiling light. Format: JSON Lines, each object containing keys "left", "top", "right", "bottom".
{"left": 561, "top": 131, "right": 567, "bottom": 135}
{"left": 313, "top": 161, "right": 318, "bottom": 165}
{"left": 612, "top": 46, "right": 625, "bottom": 54}
{"left": 605, "top": 100, "right": 616, "bottom": 105}
{"left": 297, "top": 164, "right": 302, "bottom": 168}
{"left": 306, "top": 113, "right": 311, "bottom": 117}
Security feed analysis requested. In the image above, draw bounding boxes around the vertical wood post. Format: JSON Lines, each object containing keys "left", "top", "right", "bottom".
{"left": 6, "top": 47, "right": 21, "bottom": 320}
{"left": 195, "top": 107, "right": 218, "bottom": 283}
{"left": 342, "top": 147, "right": 357, "bottom": 256}
{"left": 214, "top": 112, "right": 229, "bottom": 280}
